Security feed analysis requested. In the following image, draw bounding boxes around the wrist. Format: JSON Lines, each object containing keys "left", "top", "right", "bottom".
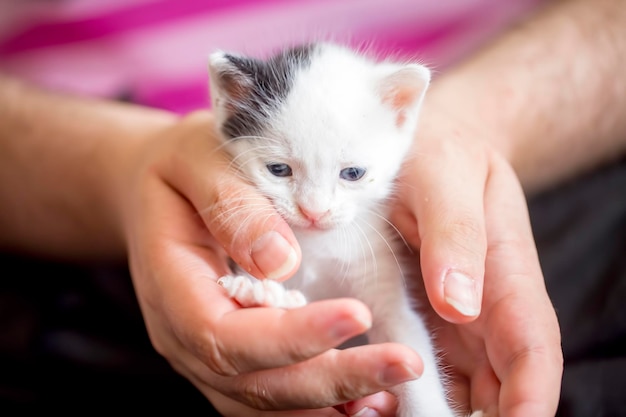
{"left": 419, "top": 76, "right": 521, "bottom": 174}
{"left": 0, "top": 76, "right": 180, "bottom": 259}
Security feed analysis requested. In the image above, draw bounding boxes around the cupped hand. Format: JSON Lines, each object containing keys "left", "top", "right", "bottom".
{"left": 385, "top": 102, "right": 563, "bottom": 417}
{"left": 121, "top": 111, "right": 421, "bottom": 416}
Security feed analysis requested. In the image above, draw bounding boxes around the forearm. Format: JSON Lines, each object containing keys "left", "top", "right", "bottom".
{"left": 0, "top": 75, "right": 178, "bottom": 260}
{"left": 426, "top": 0, "right": 626, "bottom": 194}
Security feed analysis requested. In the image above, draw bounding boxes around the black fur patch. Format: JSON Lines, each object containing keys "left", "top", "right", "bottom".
{"left": 220, "top": 44, "right": 316, "bottom": 139}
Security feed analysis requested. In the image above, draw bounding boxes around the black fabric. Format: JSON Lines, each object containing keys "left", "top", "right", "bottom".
{"left": 529, "top": 157, "right": 626, "bottom": 417}
{"left": 0, "top": 158, "right": 625, "bottom": 415}
{"left": 0, "top": 256, "right": 216, "bottom": 414}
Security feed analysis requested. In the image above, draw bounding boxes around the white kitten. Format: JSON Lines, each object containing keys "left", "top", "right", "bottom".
{"left": 209, "top": 43, "right": 483, "bottom": 417}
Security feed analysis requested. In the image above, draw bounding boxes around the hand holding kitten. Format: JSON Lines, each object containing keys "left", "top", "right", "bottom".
{"left": 388, "top": 102, "right": 563, "bottom": 416}
{"left": 123, "top": 111, "right": 422, "bottom": 417}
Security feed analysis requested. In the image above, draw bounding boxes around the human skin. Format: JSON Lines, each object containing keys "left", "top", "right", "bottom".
{"left": 427, "top": 0, "right": 626, "bottom": 195}
{"left": 348, "top": 0, "right": 625, "bottom": 415}
{"left": 0, "top": 0, "right": 624, "bottom": 416}
{"left": 0, "top": 81, "right": 420, "bottom": 415}
{"left": 0, "top": 79, "right": 552, "bottom": 417}
{"left": 0, "top": 75, "right": 552, "bottom": 417}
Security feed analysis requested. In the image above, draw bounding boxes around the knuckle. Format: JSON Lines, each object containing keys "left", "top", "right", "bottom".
{"left": 320, "top": 375, "right": 378, "bottom": 407}
{"left": 329, "top": 380, "right": 362, "bottom": 404}
{"left": 191, "top": 331, "right": 241, "bottom": 377}
{"left": 233, "top": 375, "right": 278, "bottom": 410}
{"left": 440, "top": 214, "right": 486, "bottom": 258}
{"left": 278, "top": 335, "right": 318, "bottom": 365}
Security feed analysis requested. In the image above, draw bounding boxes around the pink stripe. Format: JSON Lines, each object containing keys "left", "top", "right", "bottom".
{"left": 136, "top": 80, "right": 209, "bottom": 114}
{"left": 355, "top": 0, "right": 544, "bottom": 68}
{"left": 1, "top": 0, "right": 545, "bottom": 115}
{"left": 358, "top": 6, "right": 493, "bottom": 60}
{"left": 0, "top": 0, "right": 302, "bottom": 55}
{"left": 135, "top": 10, "right": 497, "bottom": 114}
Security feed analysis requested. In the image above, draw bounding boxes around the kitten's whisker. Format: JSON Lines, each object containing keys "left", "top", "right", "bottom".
{"left": 205, "top": 201, "right": 275, "bottom": 239}
{"left": 338, "top": 227, "right": 353, "bottom": 284}
{"left": 357, "top": 216, "right": 407, "bottom": 290}
{"left": 197, "top": 199, "right": 270, "bottom": 218}
{"left": 338, "top": 225, "right": 359, "bottom": 288}
{"left": 203, "top": 135, "right": 236, "bottom": 160}
{"left": 366, "top": 209, "right": 414, "bottom": 255}
{"left": 230, "top": 134, "right": 281, "bottom": 143}
{"left": 350, "top": 220, "right": 378, "bottom": 293}
{"left": 393, "top": 177, "right": 420, "bottom": 194}
{"left": 333, "top": 227, "right": 349, "bottom": 285}
{"left": 229, "top": 208, "right": 277, "bottom": 244}
{"left": 339, "top": 224, "right": 361, "bottom": 291}
{"left": 207, "top": 204, "right": 273, "bottom": 227}
{"left": 227, "top": 144, "right": 270, "bottom": 171}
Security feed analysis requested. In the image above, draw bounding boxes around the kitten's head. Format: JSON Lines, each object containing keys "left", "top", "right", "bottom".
{"left": 209, "top": 43, "right": 429, "bottom": 231}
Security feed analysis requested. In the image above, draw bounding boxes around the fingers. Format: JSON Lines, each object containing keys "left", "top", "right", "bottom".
{"left": 151, "top": 232, "right": 374, "bottom": 375}
{"left": 480, "top": 157, "right": 562, "bottom": 416}
{"left": 163, "top": 288, "right": 414, "bottom": 415}
{"left": 205, "top": 298, "right": 374, "bottom": 374}
{"left": 483, "top": 293, "right": 562, "bottom": 417}
{"left": 162, "top": 111, "right": 301, "bottom": 281}
{"left": 214, "top": 343, "right": 422, "bottom": 411}
{"left": 397, "top": 137, "right": 488, "bottom": 323}
{"left": 468, "top": 364, "right": 500, "bottom": 417}
{"left": 205, "top": 389, "right": 346, "bottom": 417}
{"left": 161, "top": 264, "right": 420, "bottom": 411}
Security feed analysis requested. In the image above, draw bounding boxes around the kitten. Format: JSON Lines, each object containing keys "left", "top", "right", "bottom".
{"left": 209, "top": 42, "right": 482, "bottom": 417}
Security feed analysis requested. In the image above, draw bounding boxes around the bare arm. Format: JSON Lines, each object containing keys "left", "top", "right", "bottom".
{"left": 392, "top": 1, "right": 626, "bottom": 414}
{"left": 0, "top": 75, "right": 177, "bottom": 259}
{"left": 425, "top": 0, "right": 626, "bottom": 194}
{"left": 0, "top": 74, "right": 414, "bottom": 416}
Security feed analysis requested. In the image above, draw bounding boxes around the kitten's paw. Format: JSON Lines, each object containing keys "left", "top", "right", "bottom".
{"left": 217, "top": 275, "right": 258, "bottom": 307}
{"left": 218, "top": 275, "right": 307, "bottom": 309}
{"left": 469, "top": 411, "right": 485, "bottom": 417}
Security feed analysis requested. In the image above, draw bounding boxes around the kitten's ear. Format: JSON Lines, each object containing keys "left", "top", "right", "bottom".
{"left": 208, "top": 51, "right": 256, "bottom": 120}
{"left": 378, "top": 64, "right": 431, "bottom": 129}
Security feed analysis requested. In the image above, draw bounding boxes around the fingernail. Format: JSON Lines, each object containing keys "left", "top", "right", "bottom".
{"left": 251, "top": 231, "right": 297, "bottom": 280}
{"left": 444, "top": 270, "right": 480, "bottom": 317}
{"left": 379, "top": 363, "right": 419, "bottom": 385}
{"left": 351, "top": 407, "right": 381, "bottom": 417}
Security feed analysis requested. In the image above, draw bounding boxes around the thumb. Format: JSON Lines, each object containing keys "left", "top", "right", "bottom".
{"left": 165, "top": 111, "right": 300, "bottom": 281}
{"left": 204, "top": 175, "right": 301, "bottom": 281}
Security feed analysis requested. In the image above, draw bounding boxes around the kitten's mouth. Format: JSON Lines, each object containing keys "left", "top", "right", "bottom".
{"left": 299, "top": 222, "right": 324, "bottom": 231}
{"left": 293, "top": 219, "right": 330, "bottom": 231}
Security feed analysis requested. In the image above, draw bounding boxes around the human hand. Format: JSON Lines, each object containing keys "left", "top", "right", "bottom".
{"left": 343, "top": 101, "right": 563, "bottom": 417}
{"left": 121, "top": 111, "right": 423, "bottom": 416}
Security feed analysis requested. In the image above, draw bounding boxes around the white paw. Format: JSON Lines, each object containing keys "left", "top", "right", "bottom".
{"left": 469, "top": 411, "right": 485, "bottom": 417}
{"left": 218, "top": 275, "right": 307, "bottom": 309}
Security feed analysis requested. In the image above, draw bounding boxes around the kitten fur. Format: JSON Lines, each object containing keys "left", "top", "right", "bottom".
{"left": 209, "top": 42, "right": 482, "bottom": 417}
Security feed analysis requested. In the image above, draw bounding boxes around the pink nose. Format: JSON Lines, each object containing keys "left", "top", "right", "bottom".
{"left": 299, "top": 206, "right": 328, "bottom": 222}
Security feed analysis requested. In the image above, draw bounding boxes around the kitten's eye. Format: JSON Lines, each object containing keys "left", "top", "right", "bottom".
{"left": 267, "top": 163, "right": 293, "bottom": 177}
{"left": 340, "top": 167, "right": 366, "bottom": 181}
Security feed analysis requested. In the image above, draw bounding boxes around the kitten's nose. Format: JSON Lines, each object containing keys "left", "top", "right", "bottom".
{"left": 299, "top": 206, "right": 328, "bottom": 222}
